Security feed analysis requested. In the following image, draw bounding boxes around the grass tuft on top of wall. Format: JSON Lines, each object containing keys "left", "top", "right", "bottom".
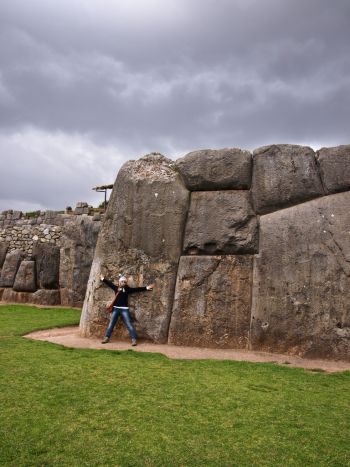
{"left": 0, "top": 304, "right": 349, "bottom": 467}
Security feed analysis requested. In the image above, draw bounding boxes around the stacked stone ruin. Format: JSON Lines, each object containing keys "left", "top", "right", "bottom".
{"left": 80, "top": 145, "right": 350, "bottom": 360}
{"left": 0, "top": 204, "right": 102, "bottom": 307}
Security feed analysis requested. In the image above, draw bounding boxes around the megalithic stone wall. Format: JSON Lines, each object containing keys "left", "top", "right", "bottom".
{"left": 80, "top": 144, "right": 350, "bottom": 360}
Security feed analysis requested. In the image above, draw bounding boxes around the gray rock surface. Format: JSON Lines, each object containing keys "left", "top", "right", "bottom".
{"left": 32, "top": 243, "right": 60, "bottom": 289}
{"left": 60, "top": 216, "right": 100, "bottom": 307}
{"left": 252, "top": 144, "right": 324, "bottom": 214}
{"left": 176, "top": 148, "right": 252, "bottom": 191}
{"left": 13, "top": 261, "right": 37, "bottom": 292}
{"left": 250, "top": 192, "right": 350, "bottom": 360}
{"left": 168, "top": 255, "right": 253, "bottom": 348}
{"left": 80, "top": 154, "right": 189, "bottom": 341}
{"left": 183, "top": 191, "right": 258, "bottom": 255}
{"left": 0, "top": 242, "right": 9, "bottom": 269}
{"left": 317, "top": 145, "right": 350, "bottom": 194}
{"left": 32, "top": 289, "right": 61, "bottom": 306}
{"left": 0, "top": 250, "right": 24, "bottom": 287}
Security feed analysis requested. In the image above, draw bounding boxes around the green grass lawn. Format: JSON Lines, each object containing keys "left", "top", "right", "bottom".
{"left": 0, "top": 304, "right": 349, "bottom": 467}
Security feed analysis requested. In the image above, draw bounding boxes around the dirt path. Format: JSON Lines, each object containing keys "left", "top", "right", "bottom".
{"left": 23, "top": 326, "right": 350, "bottom": 373}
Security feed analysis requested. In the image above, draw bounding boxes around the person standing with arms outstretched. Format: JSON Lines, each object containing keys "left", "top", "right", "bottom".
{"left": 100, "top": 274, "right": 153, "bottom": 346}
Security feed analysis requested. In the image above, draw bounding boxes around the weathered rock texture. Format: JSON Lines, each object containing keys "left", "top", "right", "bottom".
{"left": 59, "top": 217, "right": 100, "bottom": 308}
{"left": 0, "top": 250, "right": 24, "bottom": 287}
{"left": 176, "top": 148, "right": 252, "bottom": 190}
{"left": 252, "top": 144, "right": 324, "bottom": 214}
{"left": 317, "top": 145, "right": 350, "bottom": 194}
{"left": 183, "top": 191, "right": 258, "bottom": 255}
{"left": 0, "top": 242, "right": 8, "bottom": 269}
{"left": 1, "top": 288, "right": 61, "bottom": 305}
{"left": 13, "top": 261, "right": 36, "bottom": 292}
{"left": 250, "top": 192, "right": 350, "bottom": 359}
{"left": 80, "top": 154, "right": 189, "bottom": 341}
{"left": 79, "top": 143, "right": 350, "bottom": 360}
{"left": 168, "top": 255, "right": 253, "bottom": 348}
{"left": 0, "top": 205, "right": 101, "bottom": 306}
{"left": 32, "top": 289, "right": 61, "bottom": 306}
{"left": 2, "top": 289, "right": 32, "bottom": 304}
{"left": 32, "top": 243, "right": 60, "bottom": 289}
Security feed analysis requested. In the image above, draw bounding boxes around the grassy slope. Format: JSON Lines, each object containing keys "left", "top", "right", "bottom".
{"left": 0, "top": 305, "right": 349, "bottom": 467}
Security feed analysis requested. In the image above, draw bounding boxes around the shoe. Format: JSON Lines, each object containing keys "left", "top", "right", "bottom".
{"left": 131, "top": 339, "right": 137, "bottom": 346}
{"left": 102, "top": 337, "right": 110, "bottom": 344}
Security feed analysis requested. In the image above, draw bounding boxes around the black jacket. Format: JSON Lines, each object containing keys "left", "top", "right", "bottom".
{"left": 103, "top": 278, "right": 147, "bottom": 308}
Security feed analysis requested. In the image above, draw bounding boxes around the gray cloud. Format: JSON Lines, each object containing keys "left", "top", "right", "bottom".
{"left": 0, "top": 0, "right": 349, "bottom": 211}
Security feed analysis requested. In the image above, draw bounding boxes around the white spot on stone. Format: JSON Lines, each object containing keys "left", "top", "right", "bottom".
{"left": 323, "top": 230, "right": 327, "bottom": 233}
{"left": 331, "top": 214, "right": 334, "bottom": 217}
{"left": 154, "top": 193, "right": 159, "bottom": 198}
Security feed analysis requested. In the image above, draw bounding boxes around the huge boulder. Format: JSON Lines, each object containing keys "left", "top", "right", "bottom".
{"left": 60, "top": 216, "right": 100, "bottom": 307}
{"left": 80, "top": 154, "right": 190, "bottom": 341}
{"left": 13, "top": 261, "right": 36, "bottom": 292}
{"left": 168, "top": 255, "right": 253, "bottom": 348}
{"left": 176, "top": 148, "right": 252, "bottom": 191}
{"left": 250, "top": 192, "right": 350, "bottom": 360}
{"left": 0, "top": 250, "right": 24, "bottom": 287}
{"left": 32, "top": 243, "right": 60, "bottom": 289}
{"left": 183, "top": 191, "right": 258, "bottom": 255}
{"left": 252, "top": 144, "right": 324, "bottom": 214}
{"left": 316, "top": 145, "right": 350, "bottom": 194}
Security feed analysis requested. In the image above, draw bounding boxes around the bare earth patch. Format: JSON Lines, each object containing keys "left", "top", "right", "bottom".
{"left": 24, "top": 326, "right": 350, "bottom": 373}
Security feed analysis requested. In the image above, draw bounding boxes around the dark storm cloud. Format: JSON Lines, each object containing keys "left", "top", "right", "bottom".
{"left": 0, "top": 0, "right": 349, "bottom": 210}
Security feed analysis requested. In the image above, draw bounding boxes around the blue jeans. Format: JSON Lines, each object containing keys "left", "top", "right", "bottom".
{"left": 105, "top": 307, "right": 137, "bottom": 340}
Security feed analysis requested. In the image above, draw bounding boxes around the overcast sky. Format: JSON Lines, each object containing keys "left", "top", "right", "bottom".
{"left": 0, "top": 0, "right": 349, "bottom": 212}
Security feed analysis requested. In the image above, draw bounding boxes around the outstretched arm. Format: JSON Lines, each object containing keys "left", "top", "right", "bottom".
{"left": 100, "top": 275, "right": 118, "bottom": 292}
{"left": 128, "top": 284, "right": 154, "bottom": 294}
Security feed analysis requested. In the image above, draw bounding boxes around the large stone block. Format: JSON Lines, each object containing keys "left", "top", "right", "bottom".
{"left": 80, "top": 154, "right": 189, "bottom": 340}
{"left": 250, "top": 192, "right": 350, "bottom": 360}
{"left": 183, "top": 191, "right": 258, "bottom": 255}
{"left": 59, "top": 216, "right": 101, "bottom": 307}
{"left": 176, "top": 148, "right": 252, "bottom": 191}
{"left": 168, "top": 255, "right": 253, "bottom": 348}
{"left": 1, "top": 289, "right": 32, "bottom": 304}
{"left": 103, "top": 153, "right": 190, "bottom": 262}
{"left": 13, "top": 261, "right": 37, "bottom": 292}
{"left": 83, "top": 254, "right": 178, "bottom": 341}
{"left": 252, "top": 144, "right": 324, "bottom": 214}
{"left": 0, "top": 242, "right": 9, "bottom": 268}
{"left": 0, "top": 250, "right": 24, "bottom": 287}
{"left": 32, "top": 289, "right": 61, "bottom": 306}
{"left": 32, "top": 243, "right": 60, "bottom": 289}
{"left": 317, "top": 145, "right": 350, "bottom": 194}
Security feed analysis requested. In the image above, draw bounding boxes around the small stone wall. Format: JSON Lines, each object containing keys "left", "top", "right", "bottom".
{"left": 0, "top": 203, "right": 102, "bottom": 307}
